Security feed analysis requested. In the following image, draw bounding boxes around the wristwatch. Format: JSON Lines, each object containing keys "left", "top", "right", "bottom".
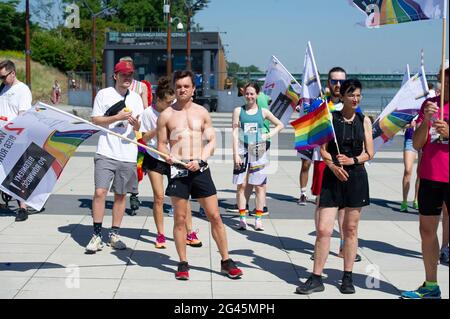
{"left": 353, "top": 157, "right": 359, "bottom": 165}
{"left": 198, "top": 160, "right": 208, "bottom": 168}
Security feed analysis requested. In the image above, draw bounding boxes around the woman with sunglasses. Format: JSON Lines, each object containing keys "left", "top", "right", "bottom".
{"left": 297, "top": 79, "right": 374, "bottom": 295}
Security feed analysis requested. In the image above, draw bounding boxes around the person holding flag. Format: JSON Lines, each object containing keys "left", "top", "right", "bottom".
{"left": 402, "top": 61, "right": 449, "bottom": 299}
{"left": 232, "top": 82, "right": 284, "bottom": 231}
{"left": 309, "top": 67, "right": 362, "bottom": 263}
{"left": 86, "top": 60, "right": 144, "bottom": 253}
{"left": 297, "top": 79, "right": 374, "bottom": 295}
{"left": 0, "top": 60, "right": 33, "bottom": 222}
{"left": 140, "top": 76, "right": 202, "bottom": 249}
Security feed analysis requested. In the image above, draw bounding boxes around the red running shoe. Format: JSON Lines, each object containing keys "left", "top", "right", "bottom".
{"left": 175, "top": 262, "right": 190, "bottom": 281}
{"left": 221, "top": 259, "right": 243, "bottom": 279}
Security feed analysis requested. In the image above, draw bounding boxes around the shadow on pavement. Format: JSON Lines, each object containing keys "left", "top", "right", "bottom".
{"left": 0, "top": 261, "right": 65, "bottom": 272}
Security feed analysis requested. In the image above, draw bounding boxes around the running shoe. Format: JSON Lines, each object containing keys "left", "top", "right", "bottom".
{"left": 86, "top": 234, "right": 104, "bottom": 254}
{"left": 297, "top": 194, "right": 308, "bottom": 206}
{"left": 338, "top": 248, "right": 362, "bottom": 262}
{"left": 15, "top": 208, "right": 28, "bottom": 222}
{"left": 186, "top": 230, "right": 203, "bottom": 247}
{"left": 221, "top": 259, "right": 243, "bottom": 279}
{"left": 340, "top": 274, "right": 356, "bottom": 294}
{"left": 413, "top": 201, "right": 419, "bottom": 210}
{"left": 155, "top": 233, "right": 167, "bottom": 249}
{"left": 296, "top": 275, "right": 325, "bottom": 294}
{"left": 249, "top": 207, "right": 270, "bottom": 216}
{"left": 401, "top": 283, "right": 441, "bottom": 299}
{"left": 108, "top": 233, "right": 127, "bottom": 250}
{"left": 238, "top": 219, "right": 248, "bottom": 231}
{"left": 440, "top": 246, "right": 449, "bottom": 264}
{"left": 254, "top": 218, "right": 264, "bottom": 231}
{"left": 400, "top": 201, "right": 408, "bottom": 213}
{"left": 175, "top": 262, "right": 190, "bottom": 280}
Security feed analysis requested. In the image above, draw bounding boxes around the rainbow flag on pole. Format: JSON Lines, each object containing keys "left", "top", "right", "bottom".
{"left": 351, "top": 0, "right": 447, "bottom": 27}
{"left": 291, "top": 101, "right": 335, "bottom": 151}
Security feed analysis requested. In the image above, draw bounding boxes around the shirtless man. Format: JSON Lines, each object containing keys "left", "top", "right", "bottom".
{"left": 157, "top": 70, "right": 243, "bottom": 281}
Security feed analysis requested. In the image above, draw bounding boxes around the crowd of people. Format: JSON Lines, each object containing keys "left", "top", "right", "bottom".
{"left": 0, "top": 57, "right": 448, "bottom": 298}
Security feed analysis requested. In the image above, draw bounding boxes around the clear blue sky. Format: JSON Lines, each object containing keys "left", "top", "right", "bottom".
{"left": 195, "top": 0, "right": 449, "bottom": 74}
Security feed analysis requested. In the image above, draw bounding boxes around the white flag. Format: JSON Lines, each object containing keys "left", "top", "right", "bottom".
{"left": 372, "top": 66, "right": 429, "bottom": 153}
{"left": 402, "top": 64, "right": 411, "bottom": 86}
{"left": 301, "top": 41, "right": 323, "bottom": 114}
{"left": 262, "top": 56, "right": 302, "bottom": 126}
{"left": 0, "top": 103, "right": 99, "bottom": 210}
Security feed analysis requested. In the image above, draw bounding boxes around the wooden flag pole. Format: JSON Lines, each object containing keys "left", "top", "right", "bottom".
{"left": 440, "top": 1, "right": 448, "bottom": 120}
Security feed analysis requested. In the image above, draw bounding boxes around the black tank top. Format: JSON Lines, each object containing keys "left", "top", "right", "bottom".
{"left": 328, "top": 111, "right": 365, "bottom": 159}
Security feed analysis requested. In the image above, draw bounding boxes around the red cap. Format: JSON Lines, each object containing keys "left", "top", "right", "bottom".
{"left": 114, "top": 61, "right": 134, "bottom": 74}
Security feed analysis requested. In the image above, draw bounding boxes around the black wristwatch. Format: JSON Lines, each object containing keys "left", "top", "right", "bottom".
{"left": 198, "top": 160, "right": 208, "bottom": 168}
{"left": 353, "top": 157, "right": 359, "bottom": 165}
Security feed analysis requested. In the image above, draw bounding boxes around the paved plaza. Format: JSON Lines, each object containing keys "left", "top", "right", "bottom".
{"left": 0, "top": 111, "right": 448, "bottom": 299}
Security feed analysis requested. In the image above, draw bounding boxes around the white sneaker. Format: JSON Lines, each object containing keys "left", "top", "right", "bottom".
{"left": 108, "top": 233, "right": 127, "bottom": 250}
{"left": 86, "top": 234, "right": 104, "bottom": 253}
{"left": 297, "top": 194, "right": 308, "bottom": 206}
{"left": 238, "top": 219, "right": 248, "bottom": 230}
{"left": 255, "top": 219, "right": 264, "bottom": 231}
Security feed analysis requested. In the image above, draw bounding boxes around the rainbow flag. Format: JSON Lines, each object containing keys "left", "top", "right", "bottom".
{"left": 291, "top": 101, "right": 335, "bottom": 151}
{"left": 352, "top": 0, "right": 446, "bottom": 27}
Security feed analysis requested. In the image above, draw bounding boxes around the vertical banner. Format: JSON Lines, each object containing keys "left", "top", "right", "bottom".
{"left": 262, "top": 56, "right": 302, "bottom": 127}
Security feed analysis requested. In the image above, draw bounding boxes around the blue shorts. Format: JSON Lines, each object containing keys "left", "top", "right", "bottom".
{"left": 404, "top": 139, "right": 417, "bottom": 153}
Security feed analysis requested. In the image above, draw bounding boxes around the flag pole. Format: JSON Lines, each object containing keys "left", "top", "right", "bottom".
{"left": 440, "top": 1, "right": 448, "bottom": 120}
{"left": 272, "top": 55, "right": 302, "bottom": 88}
{"left": 307, "top": 41, "right": 342, "bottom": 155}
{"left": 38, "top": 103, "right": 187, "bottom": 167}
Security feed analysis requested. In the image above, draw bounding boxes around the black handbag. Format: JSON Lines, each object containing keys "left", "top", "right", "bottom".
{"left": 104, "top": 90, "right": 129, "bottom": 117}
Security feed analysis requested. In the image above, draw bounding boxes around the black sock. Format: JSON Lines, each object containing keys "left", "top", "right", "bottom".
{"left": 311, "top": 273, "right": 322, "bottom": 281}
{"left": 94, "top": 223, "right": 102, "bottom": 237}
{"left": 343, "top": 271, "right": 353, "bottom": 278}
{"left": 110, "top": 226, "right": 120, "bottom": 236}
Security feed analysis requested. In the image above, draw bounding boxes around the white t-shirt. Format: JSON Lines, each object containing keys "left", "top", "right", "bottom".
{"left": 140, "top": 106, "right": 165, "bottom": 162}
{"left": 92, "top": 87, "right": 144, "bottom": 162}
{"left": 0, "top": 81, "right": 32, "bottom": 123}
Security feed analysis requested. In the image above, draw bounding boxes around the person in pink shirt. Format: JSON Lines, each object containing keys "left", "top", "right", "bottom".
{"left": 402, "top": 61, "right": 449, "bottom": 299}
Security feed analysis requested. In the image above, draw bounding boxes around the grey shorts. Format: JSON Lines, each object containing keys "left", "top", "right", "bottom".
{"left": 94, "top": 154, "right": 138, "bottom": 195}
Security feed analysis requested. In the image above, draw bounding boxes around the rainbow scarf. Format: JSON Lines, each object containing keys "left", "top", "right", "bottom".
{"left": 291, "top": 101, "right": 334, "bottom": 151}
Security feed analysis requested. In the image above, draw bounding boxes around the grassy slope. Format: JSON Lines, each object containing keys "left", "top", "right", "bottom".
{"left": 0, "top": 50, "right": 68, "bottom": 105}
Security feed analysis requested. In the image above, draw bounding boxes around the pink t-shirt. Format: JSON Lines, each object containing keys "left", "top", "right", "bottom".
{"left": 416, "top": 96, "right": 449, "bottom": 183}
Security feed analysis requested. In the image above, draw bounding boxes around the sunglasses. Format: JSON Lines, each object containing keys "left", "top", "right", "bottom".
{"left": 329, "top": 79, "right": 345, "bottom": 85}
{"left": 0, "top": 71, "right": 13, "bottom": 81}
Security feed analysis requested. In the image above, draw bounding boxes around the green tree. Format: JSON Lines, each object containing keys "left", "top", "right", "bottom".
{"left": 0, "top": 0, "right": 35, "bottom": 51}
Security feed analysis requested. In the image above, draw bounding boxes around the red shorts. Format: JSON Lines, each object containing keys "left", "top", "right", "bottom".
{"left": 311, "top": 161, "right": 326, "bottom": 196}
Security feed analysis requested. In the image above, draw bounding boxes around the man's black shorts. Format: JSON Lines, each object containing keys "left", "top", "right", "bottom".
{"left": 166, "top": 168, "right": 217, "bottom": 200}
{"left": 142, "top": 153, "right": 170, "bottom": 176}
{"left": 418, "top": 179, "right": 449, "bottom": 216}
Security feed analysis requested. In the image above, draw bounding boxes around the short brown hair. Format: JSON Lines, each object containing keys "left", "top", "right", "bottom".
{"left": 0, "top": 60, "right": 16, "bottom": 73}
{"left": 173, "top": 70, "right": 195, "bottom": 87}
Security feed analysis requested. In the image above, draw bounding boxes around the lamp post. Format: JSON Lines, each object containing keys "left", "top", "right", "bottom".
{"left": 183, "top": 1, "right": 205, "bottom": 71}
{"left": 165, "top": 0, "right": 172, "bottom": 76}
{"left": 25, "top": 0, "right": 31, "bottom": 88}
{"left": 83, "top": 1, "right": 116, "bottom": 104}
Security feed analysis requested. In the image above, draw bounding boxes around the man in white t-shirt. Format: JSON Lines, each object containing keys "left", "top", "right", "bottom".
{"left": 0, "top": 60, "right": 32, "bottom": 222}
{"left": 85, "top": 61, "right": 144, "bottom": 253}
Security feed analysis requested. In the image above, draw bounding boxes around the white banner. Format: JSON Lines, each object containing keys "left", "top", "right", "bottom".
{"left": 372, "top": 66, "right": 430, "bottom": 153}
{"left": 0, "top": 103, "right": 99, "bottom": 210}
{"left": 262, "top": 56, "right": 302, "bottom": 126}
{"left": 301, "top": 41, "right": 322, "bottom": 112}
